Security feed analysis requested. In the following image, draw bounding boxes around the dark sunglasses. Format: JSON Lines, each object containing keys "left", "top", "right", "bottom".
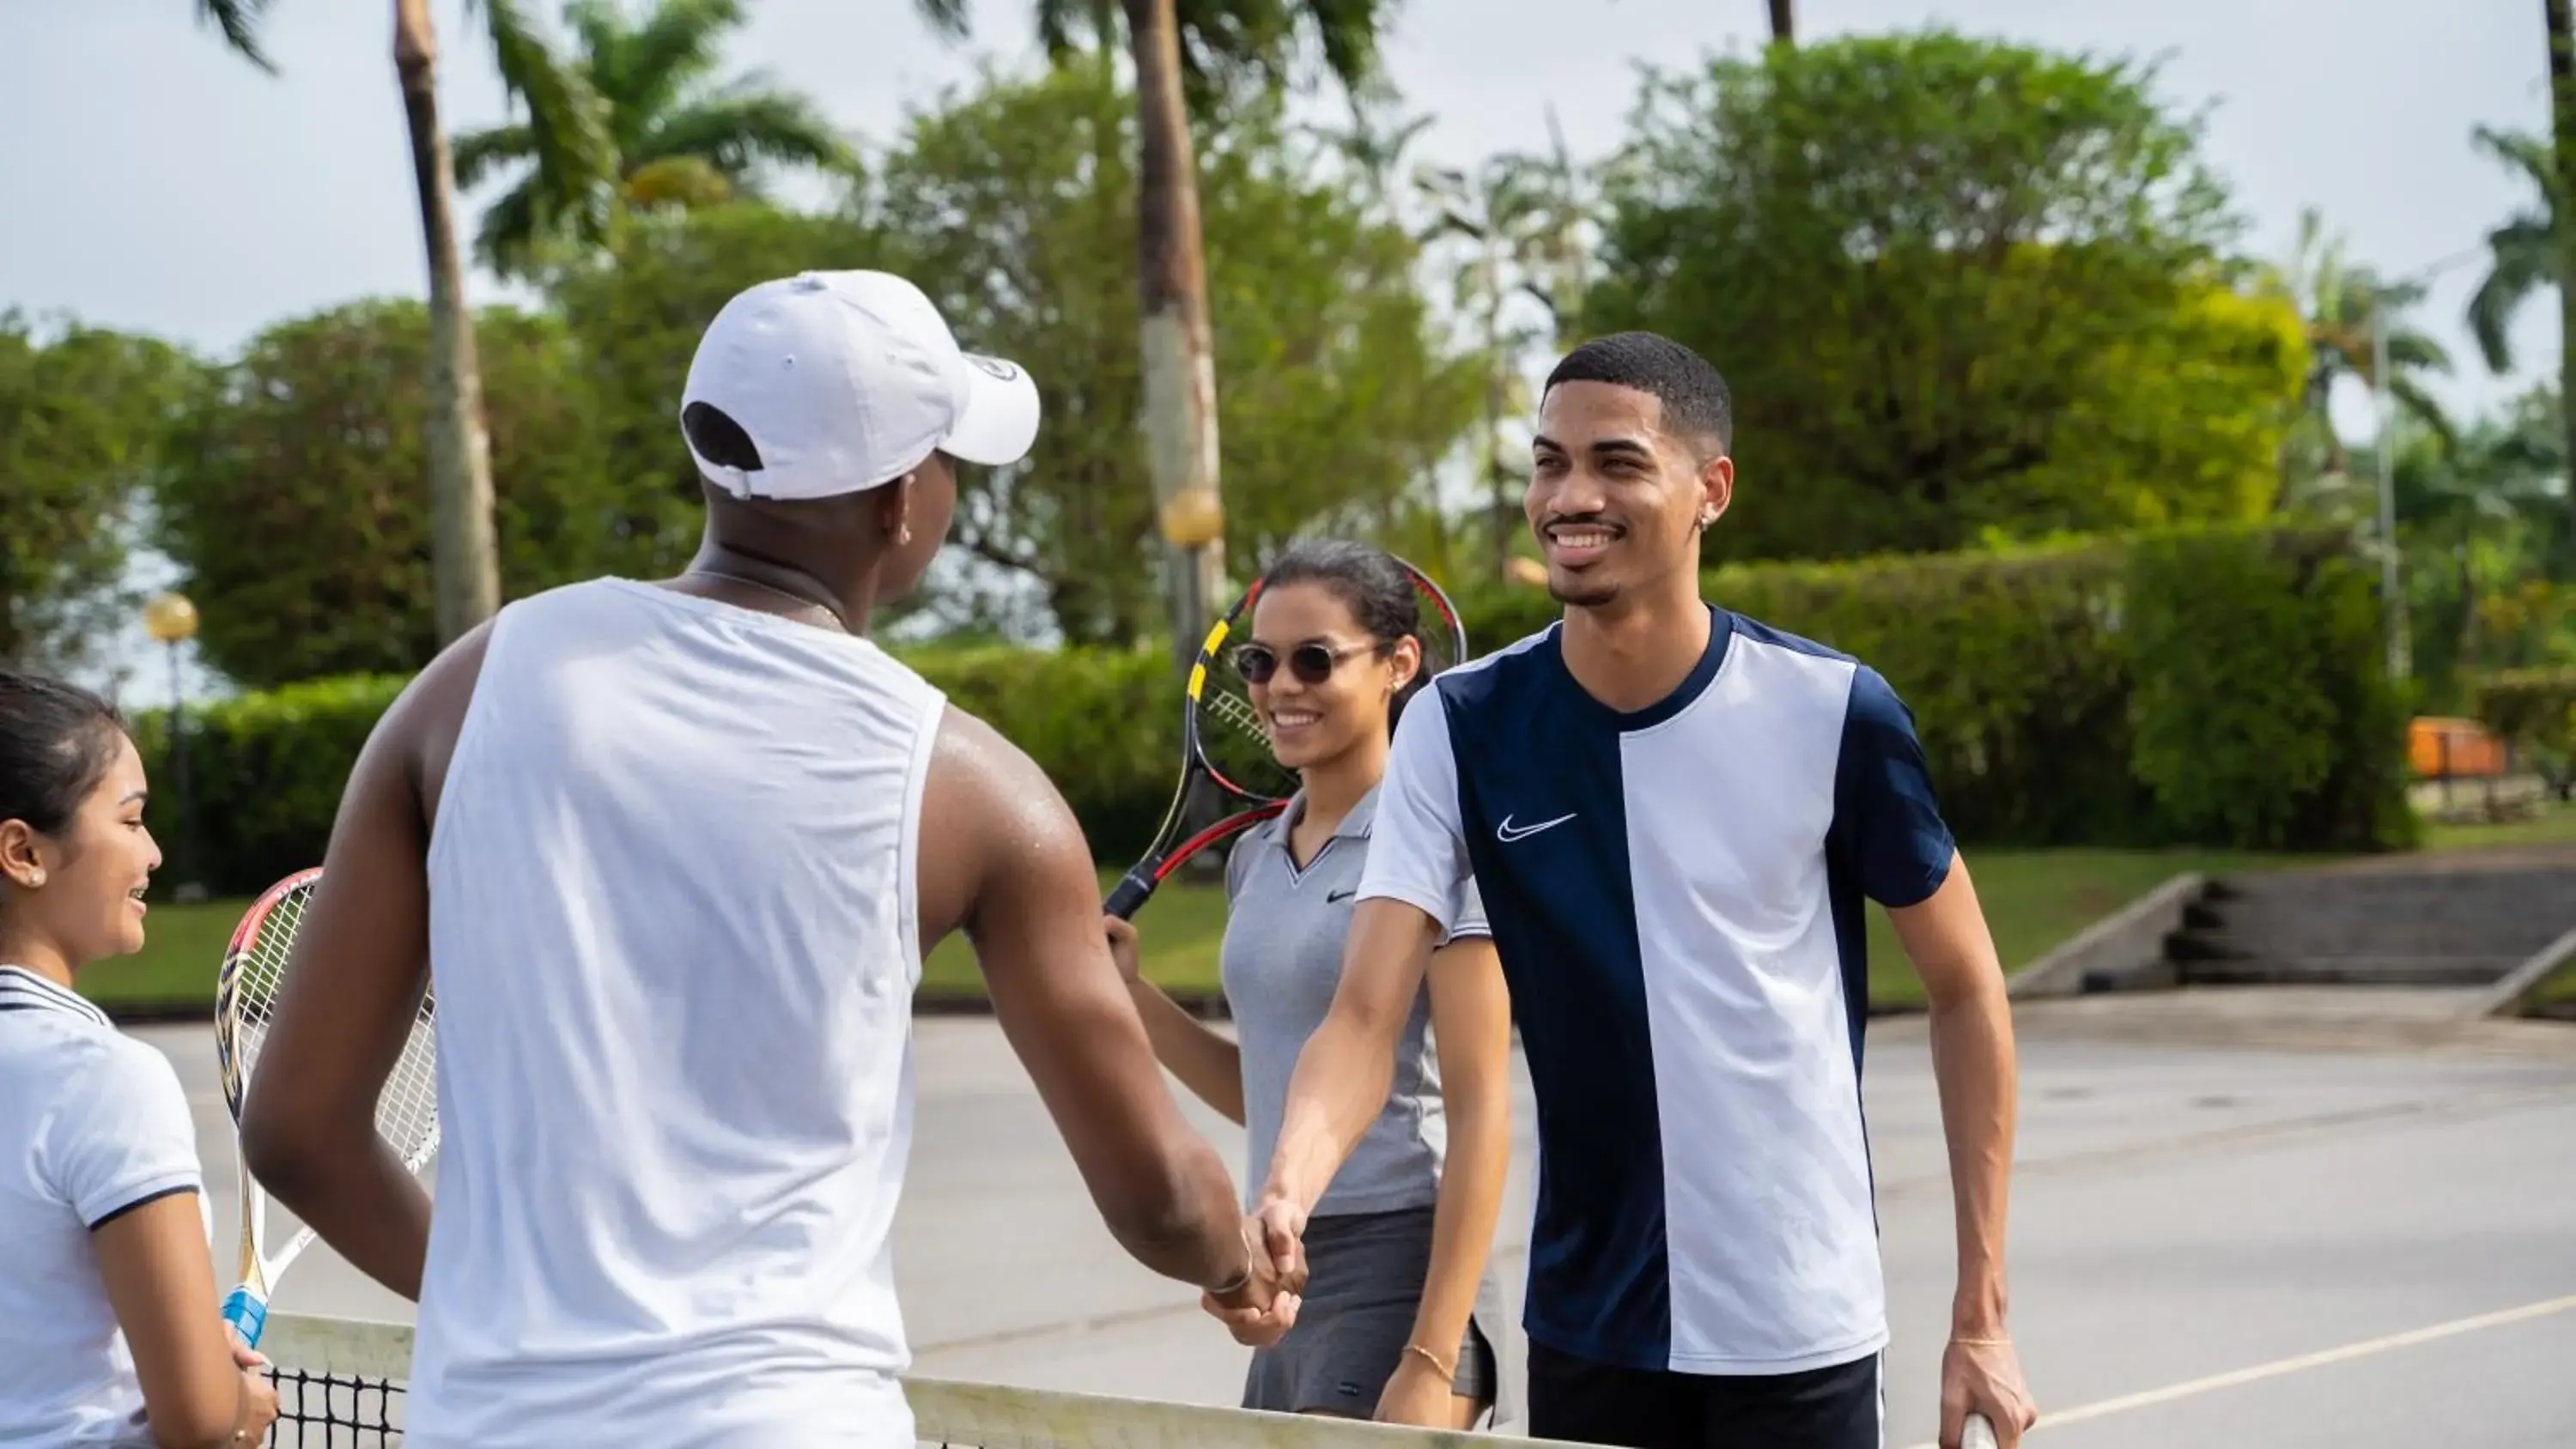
{"left": 1231, "top": 640, "right": 1385, "bottom": 686}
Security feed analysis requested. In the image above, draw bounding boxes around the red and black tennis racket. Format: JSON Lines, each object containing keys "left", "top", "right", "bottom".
{"left": 1103, "top": 555, "right": 1467, "bottom": 919}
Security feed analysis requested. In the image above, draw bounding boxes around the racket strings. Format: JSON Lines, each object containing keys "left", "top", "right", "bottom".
{"left": 224, "top": 882, "right": 441, "bottom": 1168}
{"left": 1194, "top": 680, "right": 1299, "bottom": 800}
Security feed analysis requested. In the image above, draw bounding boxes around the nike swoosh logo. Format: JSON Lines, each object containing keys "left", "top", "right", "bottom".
{"left": 1327, "top": 888, "right": 1356, "bottom": 902}
{"left": 1496, "top": 811, "right": 1577, "bottom": 842}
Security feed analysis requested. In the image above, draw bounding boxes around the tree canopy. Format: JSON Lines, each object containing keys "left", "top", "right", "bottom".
{"left": 0, "top": 315, "right": 197, "bottom": 670}
{"left": 155, "top": 300, "right": 612, "bottom": 688}
{"left": 1584, "top": 30, "right": 2302, "bottom": 561}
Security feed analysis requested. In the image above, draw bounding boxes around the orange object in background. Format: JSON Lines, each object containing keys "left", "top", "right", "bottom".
{"left": 2409, "top": 716, "right": 2509, "bottom": 779}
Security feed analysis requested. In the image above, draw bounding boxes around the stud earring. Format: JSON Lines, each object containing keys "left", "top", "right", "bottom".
{"left": 25, "top": 871, "right": 42, "bottom": 888}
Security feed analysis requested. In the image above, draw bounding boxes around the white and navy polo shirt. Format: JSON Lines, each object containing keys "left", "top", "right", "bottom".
{"left": 0, "top": 967, "right": 206, "bottom": 1448}
{"left": 1357, "top": 606, "right": 1955, "bottom": 1378}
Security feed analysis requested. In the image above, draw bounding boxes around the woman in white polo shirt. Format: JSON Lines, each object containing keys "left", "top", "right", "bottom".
{"left": 1104, "top": 541, "right": 1515, "bottom": 1430}
{"left": 0, "top": 671, "right": 276, "bottom": 1449}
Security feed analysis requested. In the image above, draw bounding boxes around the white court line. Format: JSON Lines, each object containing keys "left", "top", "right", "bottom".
{"left": 1895, "top": 1293, "right": 2576, "bottom": 1449}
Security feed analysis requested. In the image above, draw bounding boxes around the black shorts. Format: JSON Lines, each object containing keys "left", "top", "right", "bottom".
{"left": 1526, "top": 1339, "right": 1884, "bottom": 1449}
{"left": 1240, "top": 1206, "right": 1510, "bottom": 1421}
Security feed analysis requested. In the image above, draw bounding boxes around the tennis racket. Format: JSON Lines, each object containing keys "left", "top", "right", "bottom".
{"left": 212, "top": 868, "right": 441, "bottom": 1349}
{"left": 1963, "top": 1411, "right": 1999, "bottom": 1449}
{"left": 1103, "top": 554, "right": 1469, "bottom": 919}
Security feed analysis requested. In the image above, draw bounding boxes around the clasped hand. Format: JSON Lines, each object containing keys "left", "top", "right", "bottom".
{"left": 1200, "top": 1196, "right": 1308, "bottom": 1347}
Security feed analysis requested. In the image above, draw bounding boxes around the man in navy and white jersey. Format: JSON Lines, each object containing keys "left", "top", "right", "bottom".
{"left": 1258, "top": 333, "right": 2038, "bottom": 1449}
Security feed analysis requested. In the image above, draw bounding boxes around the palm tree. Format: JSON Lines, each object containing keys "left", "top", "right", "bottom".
{"left": 1416, "top": 114, "right": 1596, "bottom": 582}
{"left": 453, "top": 0, "right": 857, "bottom": 281}
{"left": 2265, "top": 209, "right": 2455, "bottom": 501}
{"left": 2464, "top": 123, "right": 2576, "bottom": 528}
{"left": 2465, "top": 126, "right": 2561, "bottom": 373}
{"left": 914, "top": 0, "right": 1394, "bottom": 672}
{"left": 206, "top": 1, "right": 614, "bottom": 645}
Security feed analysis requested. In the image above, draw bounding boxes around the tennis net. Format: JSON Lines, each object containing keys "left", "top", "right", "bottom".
{"left": 261, "top": 1313, "right": 1571, "bottom": 1447}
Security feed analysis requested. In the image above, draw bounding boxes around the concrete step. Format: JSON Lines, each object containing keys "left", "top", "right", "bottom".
{"left": 2208, "top": 867, "right": 2576, "bottom": 911}
{"left": 2173, "top": 955, "right": 2526, "bottom": 987}
{"left": 2179, "top": 896, "right": 2576, "bottom": 935}
{"left": 2166, "top": 922, "right": 2569, "bottom": 961}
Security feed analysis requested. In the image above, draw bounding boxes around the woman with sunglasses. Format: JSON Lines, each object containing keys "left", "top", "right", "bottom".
{"left": 1103, "top": 540, "right": 1516, "bottom": 1431}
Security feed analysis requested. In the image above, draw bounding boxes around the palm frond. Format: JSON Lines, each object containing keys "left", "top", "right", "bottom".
{"left": 1295, "top": 0, "right": 1394, "bottom": 93}
{"left": 2379, "top": 328, "right": 2452, "bottom": 376}
{"left": 450, "top": 123, "right": 536, "bottom": 193}
{"left": 471, "top": 0, "right": 621, "bottom": 251}
{"left": 195, "top": 0, "right": 280, "bottom": 73}
{"left": 2467, "top": 220, "right": 2556, "bottom": 373}
{"left": 909, "top": 0, "right": 975, "bottom": 41}
{"left": 471, "top": 174, "right": 550, "bottom": 279}
{"left": 603, "top": 0, "right": 743, "bottom": 134}
{"left": 2471, "top": 124, "right": 2559, "bottom": 197}
{"left": 637, "top": 90, "right": 857, "bottom": 182}
{"left": 2385, "top": 377, "right": 2458, "bottom": 451}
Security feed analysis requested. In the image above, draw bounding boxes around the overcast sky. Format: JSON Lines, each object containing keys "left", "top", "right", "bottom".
{"left": 0, "top": 0, "right": 2556, "bottom": 696}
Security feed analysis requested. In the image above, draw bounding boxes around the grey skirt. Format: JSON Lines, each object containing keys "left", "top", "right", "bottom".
{"left": 1242, "top": 1204, "right": 1517, "bottom": 1427}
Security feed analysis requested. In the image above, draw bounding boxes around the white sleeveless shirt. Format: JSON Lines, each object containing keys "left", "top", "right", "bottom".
{"left": 408, "top": 579, "right": 945, "bottom": 1448}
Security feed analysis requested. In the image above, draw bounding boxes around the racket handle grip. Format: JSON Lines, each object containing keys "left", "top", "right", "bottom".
{"left": 1962, "top": 1412, "right": 1999, "bottom": 1449}
{"left": 222, "top": 1285, "right": 269, "bottom": 1350}
{"left": 1104, "top": 869, "right": 1157, "bottom": 921}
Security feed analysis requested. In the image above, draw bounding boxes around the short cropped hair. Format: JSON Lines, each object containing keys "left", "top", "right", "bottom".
{"left": 1542, "top": 331, "right": 1732, "bottom": 457}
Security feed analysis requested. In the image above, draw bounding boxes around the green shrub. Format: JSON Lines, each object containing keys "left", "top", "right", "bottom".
{"left": 131, "top": 648, "right": 1187, "bottom": 900}
{"left": 131, "top": 673, "right": 410, "bottom": 898}
{"left": 2473, "top": 667, "right": 2576, "bottom": 801}
{"left": 1458, "top": 524, "right": 2412, "bottom": 852}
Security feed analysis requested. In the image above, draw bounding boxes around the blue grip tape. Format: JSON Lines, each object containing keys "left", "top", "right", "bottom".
{"left": 222, "top": 1287, "right": 268, "bottom": 1349}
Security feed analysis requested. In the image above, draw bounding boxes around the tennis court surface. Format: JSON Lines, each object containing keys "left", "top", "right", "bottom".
{"left": 261, "top": 1312, "right": 1589, "bottom": 1448}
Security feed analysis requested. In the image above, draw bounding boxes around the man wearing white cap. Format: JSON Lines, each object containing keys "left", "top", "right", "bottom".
{"left": 236, "top": 270, "right": 1287, "bottom": 1447}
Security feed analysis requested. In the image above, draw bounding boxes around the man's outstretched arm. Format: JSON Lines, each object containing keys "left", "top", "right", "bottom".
{"left": 1259, "top": 682, "right": 1473, "bottom": 1277}
{"left": 1259, "top": 897, "right": 1443, "bottom": 1258}
{"left": 936, "top": 712, "right": 1263, "bottom": 1305}
{"left": 1889, "top": 852, "right": 2036, "bottom": 1447}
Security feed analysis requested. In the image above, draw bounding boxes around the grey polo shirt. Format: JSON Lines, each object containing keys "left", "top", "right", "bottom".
{"left": 1222, "top": 785, "right": 1491, "bottom": 1219}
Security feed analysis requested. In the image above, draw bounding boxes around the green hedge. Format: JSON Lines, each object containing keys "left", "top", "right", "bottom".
{"left": 133, "top": 524, "right": 2414, "bottom": 898}
{"left": 133, "top": 647, "right": 1189, "bottom": 901}
{"left": 2472, "top": 666, "right": 2576, "bottom": 800}
{"left": 1459, "top": 524, "right": 2415, "bottom": 852}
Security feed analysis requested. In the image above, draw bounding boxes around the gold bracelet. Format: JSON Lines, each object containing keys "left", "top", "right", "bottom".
{"left": 1207, "top": 1258, "right": 1254, "bottom": 1300}
{"left": 1402, "top": 1342, "right": 1455, "bottom": 1379}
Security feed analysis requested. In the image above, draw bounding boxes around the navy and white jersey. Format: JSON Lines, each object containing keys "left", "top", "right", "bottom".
{"left": 1356, "top": 605, "right": 1955, "bottom": 1378}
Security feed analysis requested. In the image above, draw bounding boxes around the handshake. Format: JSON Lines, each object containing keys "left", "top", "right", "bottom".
{"left": 1199, "top": 1192, "right": 1309, "bottom": 1347}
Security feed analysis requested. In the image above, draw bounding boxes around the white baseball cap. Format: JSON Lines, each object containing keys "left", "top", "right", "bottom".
{"left": 679, "top": 269, "right": 1042, "bottom": 500}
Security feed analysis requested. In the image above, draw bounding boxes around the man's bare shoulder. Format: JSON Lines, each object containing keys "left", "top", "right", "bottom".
{"left": 925, "top": 704, "right": 1085, "bottom": 848}
{"left": 380, "top": 618, "right": 499, "bottom": 809}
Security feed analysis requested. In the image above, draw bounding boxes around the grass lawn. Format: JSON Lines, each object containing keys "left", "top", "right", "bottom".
{"left": 74, "top": 896, "right": 244, "bottom": 1015}
{"left": 72, "top": 851, "right": 2284, "bottom": 1016}
{"left": 2421, "top": 798, "right": 2576, "bottom": 852}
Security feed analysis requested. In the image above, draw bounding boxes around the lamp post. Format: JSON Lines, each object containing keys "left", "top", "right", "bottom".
{"left": 143, "top": 592, "right": 204, "bottom": 904}
{"left": 2369, "top": 297, "right": 2409, "bottom": 682}
{"left": 2362, "top": 246, "right": 2485, "bottom": 684}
